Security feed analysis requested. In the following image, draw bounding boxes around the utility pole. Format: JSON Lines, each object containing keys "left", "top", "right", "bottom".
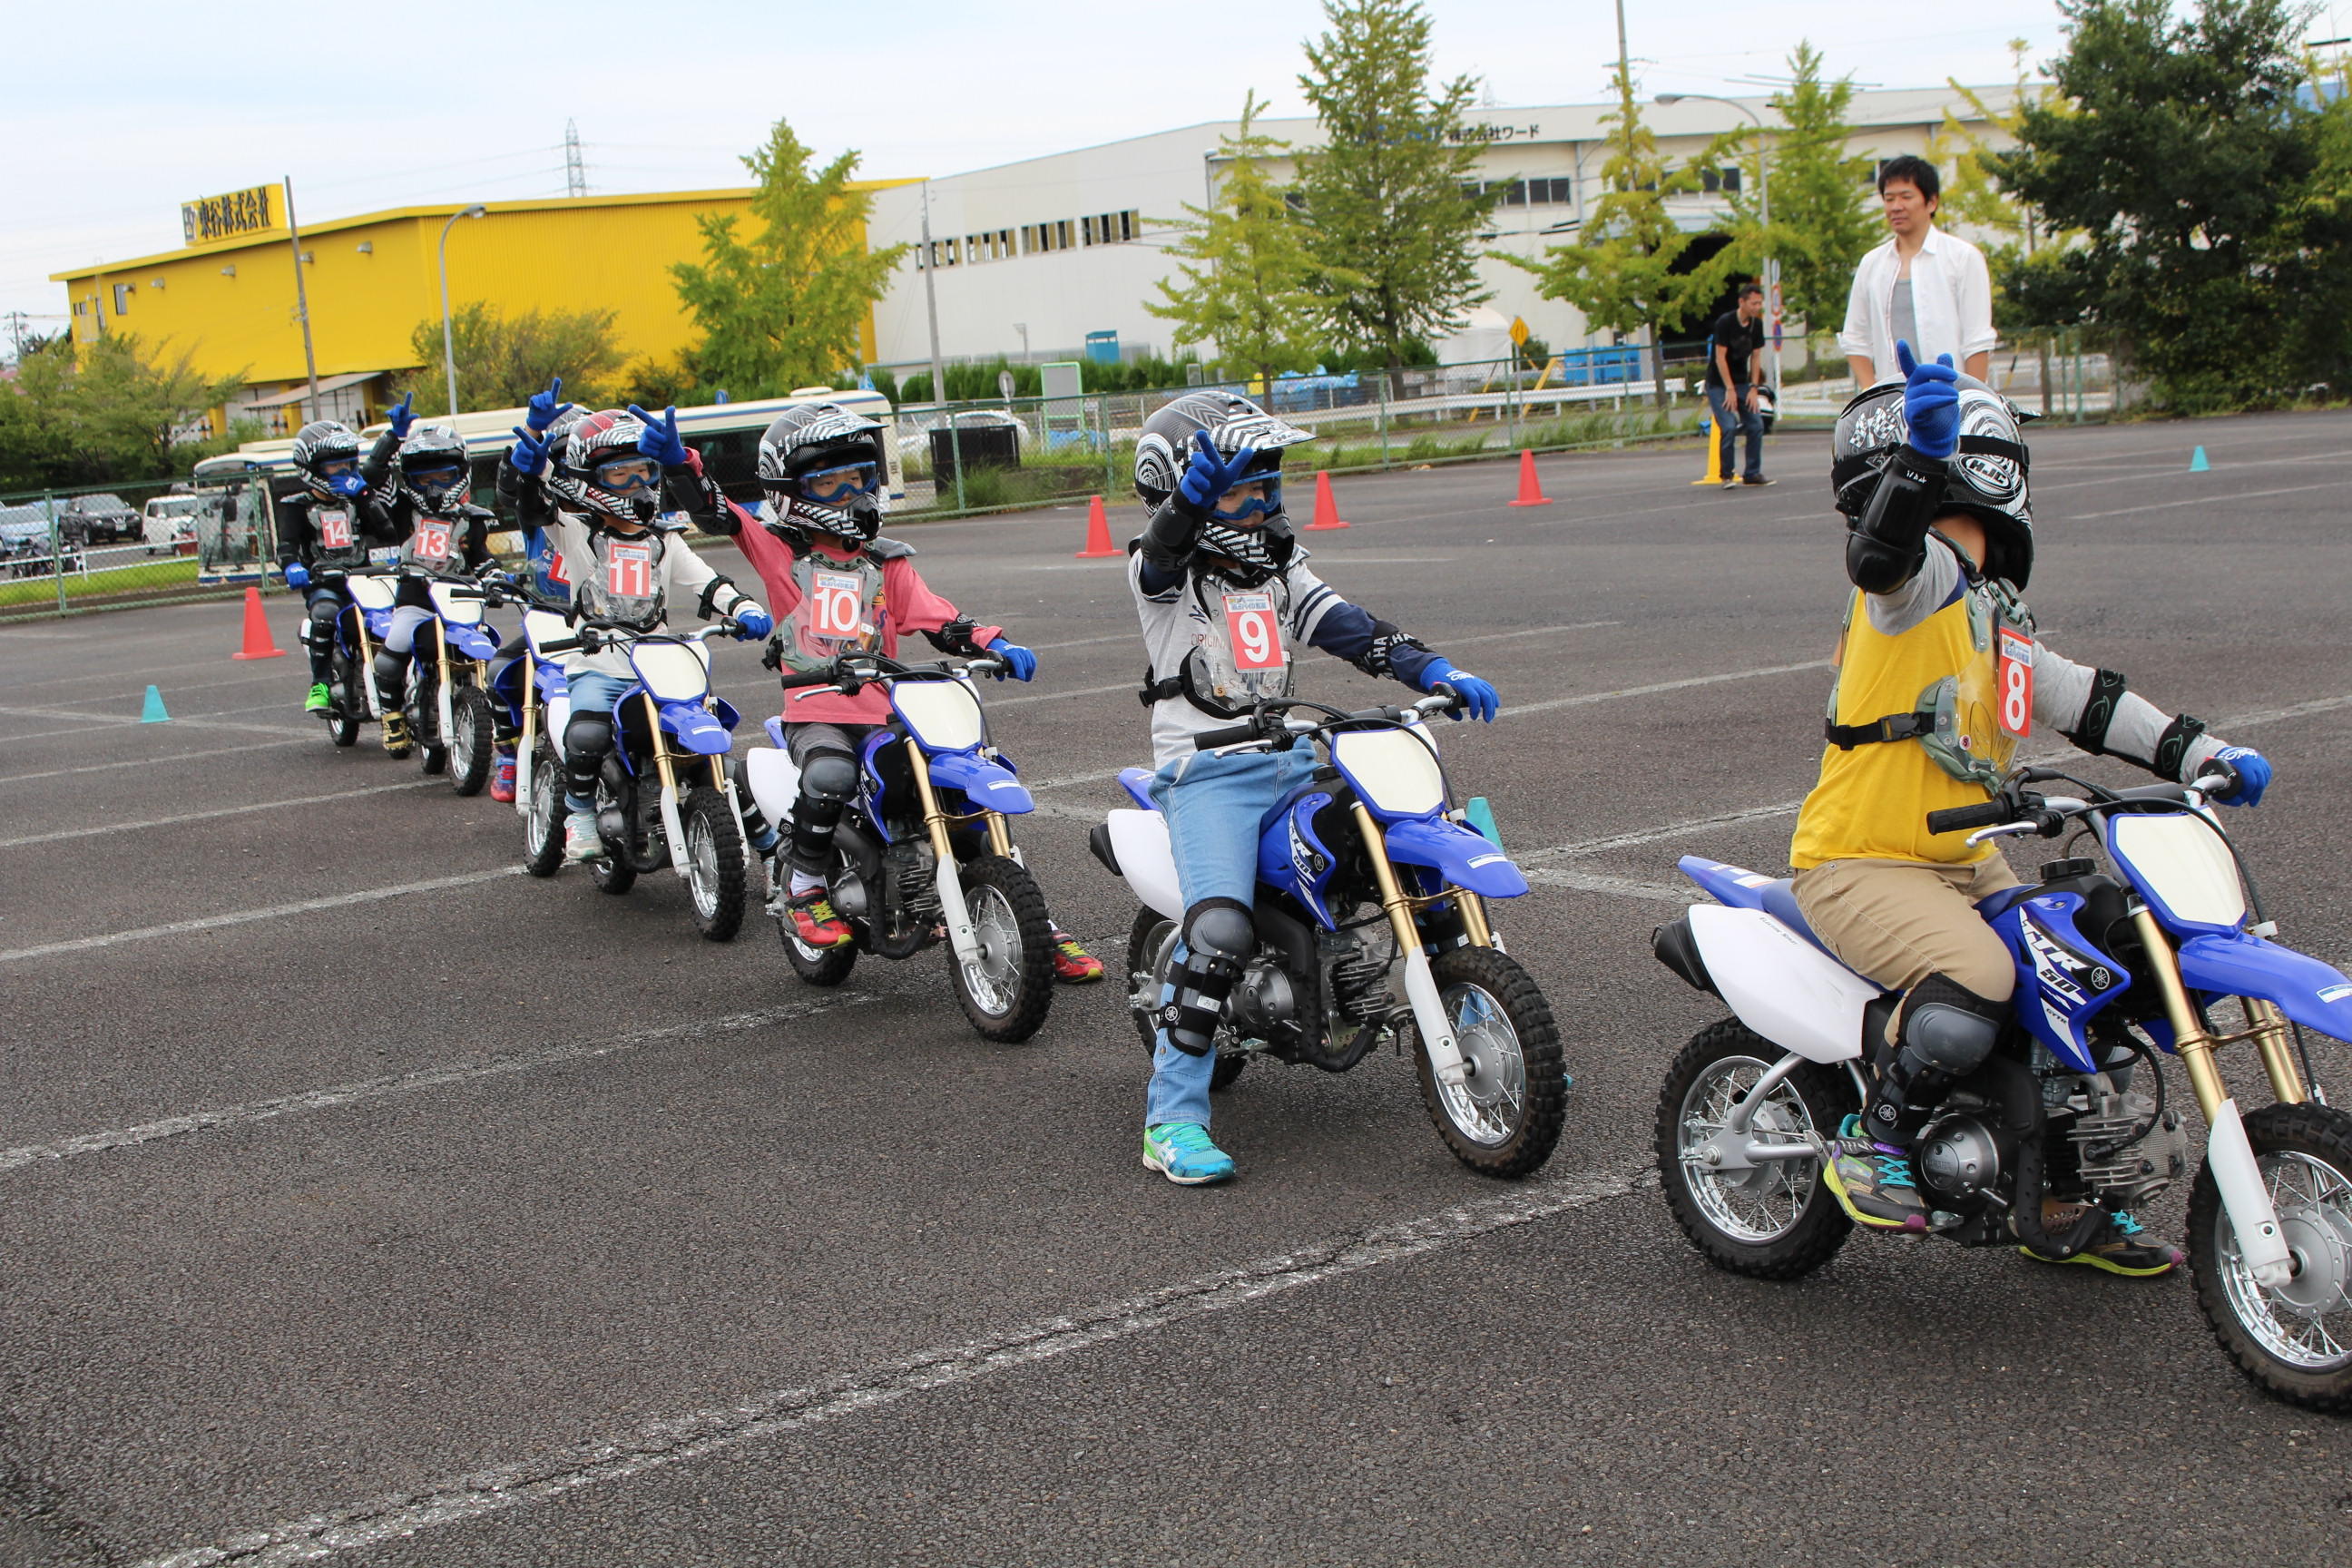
{"left": 919, "top": 181, "right": 947, "bottom": 407}
{"left": 283, "top": 176, "right": 321, "bottom": 420}
{"left": 564, "top": 121, "right": 587, "bottom": 198}
{"left": 1612, "top": 1, "right": 1666, "bottom": 406}
{"left": 3, "top": 311, "right": 26, "bottom": 360}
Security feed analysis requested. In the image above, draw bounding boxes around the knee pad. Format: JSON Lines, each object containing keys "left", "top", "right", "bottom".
{"left": 798, "top": 750, "right": 859, "bottom": 803}
{"left": 1868, "top": 974, "right": 2005, "bottom": 1142}
{"left": 564, "top": 713, "right": 615, "bottom": 792}
{"left": 786, "top": 750, "right": 859, "bottom": 871}
{"left": 1159, "top": 899, "right": 1255, "bottom": 1057}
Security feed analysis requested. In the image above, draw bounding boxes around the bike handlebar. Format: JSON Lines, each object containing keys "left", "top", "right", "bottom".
{"left": 1925, "top": 801, "right": 2011, "bottom": 836}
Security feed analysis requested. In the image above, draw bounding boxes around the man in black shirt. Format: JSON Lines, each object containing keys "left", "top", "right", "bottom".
{"left": 1705, "top": 282, "right": 1771, "bottom": 487}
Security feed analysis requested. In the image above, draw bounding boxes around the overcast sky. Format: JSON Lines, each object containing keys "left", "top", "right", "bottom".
{"left": 9, "top": 0, "right": 2347, "bottom": 343}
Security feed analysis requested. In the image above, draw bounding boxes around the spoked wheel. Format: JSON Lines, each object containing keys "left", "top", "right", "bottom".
{"left": 1124, "top": 909, "right": 1248, "bottom": 1090}
{"left": 1407, "top": 946, "right": 1567, "bottom": 1178}
{"left": 779, "top": 866, "right": 859, "bottom": 986}
{"left": 948, "top": 854, "right": 1054, "bottom": 1043}
{"left": 326, "top": 657, "right": 359, "bottom": 748}
{"left": 412, "top": 672, "right": 446, "bottom": 775}
{"left": 2190, "top": 1102, "right": 2352, "bottom": 1413}
{"left": 522, "top": 739, "right": 564, "bottom": 878}
{"left": 587, "top": 778, "right": 637, "bottom": 896}
{"left": 1655, "top": 1019, "right": 1856, "bottom": 1279}
{"left": 446, "top": 687, "right": 495, "bottom": 796}
{"left": 681, "top": 788, "right": 748, "bottom": 943}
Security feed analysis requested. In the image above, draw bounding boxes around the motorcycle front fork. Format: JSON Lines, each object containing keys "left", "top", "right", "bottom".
{"left": 1349, "top": 802, "right": 1494, "bottom": 1091}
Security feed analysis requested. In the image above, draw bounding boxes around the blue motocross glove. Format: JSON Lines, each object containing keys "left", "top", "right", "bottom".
{"left": 732, "top": 607, "right": 773, "bottom": 641}
{"left": 508, "top": 426, "right": 550, "bottom": 477}
{"left": 525, "top": 377, "right": 573, "bottom": 436}
{"left": 282, "top": 562, "right": 309, "bottom": 590}
{"left": 2210, "top": 746, "right": 2271, "bottom": 808}
{"left": 1416, "top": 658, "right": 1499, "bottom": 722}
{"left": 1177, "top": 429, "right": 1260, "bottom": 513}
{"left": 1896, "top": 339, "right": 1960, "bottom": 460}
{"left": 985, "top": 636, "right": 1036, "bottom": 681}
{"left": 327, "top": 472, "right": 368, "bottom": 499}
{"left": 627, "top": 404, "right": 691, "bottom": 467}
{"left": 387, "top": 393, "right": 416, "bottom": 440}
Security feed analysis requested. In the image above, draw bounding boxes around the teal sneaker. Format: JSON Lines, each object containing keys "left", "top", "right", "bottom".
{"left": 2020, "top": 1205, "right": 2181, "bottom": 1277}
{"left": 1143, "top": 1122, "right": 1235, "bottom": 1186}
{"left": 1823, "top": 1114, "right": 1929, "bottom": 1232}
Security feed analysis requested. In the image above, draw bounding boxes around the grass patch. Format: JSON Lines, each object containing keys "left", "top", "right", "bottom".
{"left": 0, "top": 554, "right": 206, "bottom": 610}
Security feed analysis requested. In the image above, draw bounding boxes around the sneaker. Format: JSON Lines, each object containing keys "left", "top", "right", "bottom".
{"left": 489, "top": 752, "right": 516, "bottom": 804}
{"left": 1823, "top": 1114, "right": 1929, "bottom": 1231}
{"left": 2020, "top": 1206, "right": 2181, "bottom": 1277}
{"left": 785, "top": 887, "right": 854, "bottom": 948}
{"left": 1050, "top": 926, "right": 1105, "bottom": 985}
{"left": 380, "top": 712, "right": 413, "bottom": 756}
{"left": 1741, "top": 475, "right": 1776, "bottom": 486}
{"left": 304, "top": 681, "right": 332, "bottom": 715}
{"left": 563, "top": 809, "right": 604, "bottom": 863}
{"left": 1720, "top": 477, "right": 1740, "bottom": 490}
{"left": 1142, "top": 1122, "right": 1235, "bottom": 1185}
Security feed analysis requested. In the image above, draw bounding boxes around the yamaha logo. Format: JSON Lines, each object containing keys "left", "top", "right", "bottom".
{"left": 2089, "top": 966, "right": 2113, "bottom": 991}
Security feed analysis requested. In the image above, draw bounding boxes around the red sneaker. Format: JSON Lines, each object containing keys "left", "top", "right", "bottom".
{"left": 786, "top": 888, "right": 855, "bottom": 949}
{"left": 1050, "top": 926, "right": 1104, "bottom": 984}
{"left": 489, "top": 752, "right": 517, "bottom": 804}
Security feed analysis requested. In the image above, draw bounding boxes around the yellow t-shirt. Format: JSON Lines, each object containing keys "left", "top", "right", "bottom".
{"left": 1789, "top": 581, "right": 2018, "bottom": 869}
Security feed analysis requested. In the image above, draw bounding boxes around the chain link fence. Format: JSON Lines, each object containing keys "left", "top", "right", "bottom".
{"left": 0, "top": 473, "right": 276, "bottom": 624}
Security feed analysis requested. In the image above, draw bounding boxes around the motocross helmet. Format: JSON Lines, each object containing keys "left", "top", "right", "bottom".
{"left": 1832, "top": 375, "right": 2034, "bottom": 588}
{"left": 395, "top": 423, "right": 472, "bottom": 514}
{"left": 550, "top": 408, "right": 660, "bottom": 526}
{"left": 756, "top": 402, "right": 887, "bottom": 541}
{"left": 289, "top": 419, "right": 367, "bottom": 505}
{"left": 1132, "top": 391, "right": 1312, "bottom": 519}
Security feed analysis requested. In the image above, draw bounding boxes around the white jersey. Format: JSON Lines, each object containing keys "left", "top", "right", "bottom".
{"left": 544, "top": 514, "right": 757, "bottom": 680}
{"left": 1129, "top": 549, "right": 1354, "bottom": 771}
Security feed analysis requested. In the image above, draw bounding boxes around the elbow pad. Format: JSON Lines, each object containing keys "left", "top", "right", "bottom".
{"left": 697, "top": 574, "right": 739, "bottom": 618}
{"left": 2153, "top": 714, "right": 2210, "bottom": 783}
{"left": 2061, "top": 669, "right": 2130, "bottom": 757}
{"left": 923, "top": 618, "right": 989, "bottom": 658}
{"left": 1139, "top": 496, "right": 1206, "bottom": 572}
{"left": 1845, "top": 446, "right": 1947, "bottom": 593}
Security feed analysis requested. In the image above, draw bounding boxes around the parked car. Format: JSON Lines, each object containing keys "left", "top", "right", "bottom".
{"left": 0, "top": 503, "right": 83, "bottom": 580}
{"left": 59, "top": 494, "right": 139, "bottom": 545}
{"left": 894, "top": 408, "right": 1026, "bottom": 464}
{"left": 142, "top": 494, "right": 210, "bottom": 554}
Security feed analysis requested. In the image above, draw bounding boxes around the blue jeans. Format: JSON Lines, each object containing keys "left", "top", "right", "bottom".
{"left": 1142, "top": 746, "right": 1321, "bottom": 1131}
{"left": 1707, "top": 384, "right": 1764, "bottom": 480}
{"left": 563, "top": 671, "right": 636, "bottom": 812}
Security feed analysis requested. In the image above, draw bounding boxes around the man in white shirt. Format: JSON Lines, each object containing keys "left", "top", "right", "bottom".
{"left": 1840, "top": 155, "right": 1994, "bottom": 387}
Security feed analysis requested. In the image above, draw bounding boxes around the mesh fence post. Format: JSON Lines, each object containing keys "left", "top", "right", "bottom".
{"left": 1102, "top": 392, "right": 1115, "bottom": 498}
{"left": 48, "top": 493, "right": 67, "bottom": 615}
{"left": 1377, "top": 373, "right": 1390, "bottom": 469}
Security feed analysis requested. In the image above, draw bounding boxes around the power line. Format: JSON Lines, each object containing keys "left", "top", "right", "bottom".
{"left": 564, "top": 121, "right": 588, "bottom": 197}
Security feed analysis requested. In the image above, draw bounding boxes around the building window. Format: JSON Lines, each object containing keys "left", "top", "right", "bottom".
{"left": 113, "top": 283, "right": 132, "bottom": 315}
{"left": 916, "top": 238, "right": 960, "bottom": 270}
{"left": 1080, "top": 211, "right": 1137, "bottom": 247}
{"left": 1022, "top": 220, "right": 1076, "bottom": 255}
{"left": 1699, "top": 167, "right": 1743, "bottom": 194}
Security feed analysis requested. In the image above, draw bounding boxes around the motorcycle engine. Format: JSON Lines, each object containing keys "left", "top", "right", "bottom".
{"left": 2070, "top": 1089, "right": 2185, "bottom": 1207}
{"left": 1916, "top": 1113, "right": 2005, "bottom": 1209}
{"left": 1228, "top": 962, "right": 1296, "bottom": 1037}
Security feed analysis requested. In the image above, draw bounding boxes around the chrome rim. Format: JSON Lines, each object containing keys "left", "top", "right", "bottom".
{"left": 450, "top": 699, "right": 478, "bottom": 777}
{"left": 1132, "top": 919, "right": 1178, "bottom": 1026}
{"left": 1678, "top": 1054, "right": 1821, "bottom": 1244}
{"left": 2217, "top": 1149, "right": 2352, "bottom": 1372}
{"left": 1431, "top": 981, "right": 1526, "bottom": 1148}
{"left": 526, "top": 768, "right": 557, "bottom": 853}
{"left": 959, "top": 882, "right": 1023, "bottom": 1016}
{"left": 686, "top": 812, "right": 720, "bottom": 918}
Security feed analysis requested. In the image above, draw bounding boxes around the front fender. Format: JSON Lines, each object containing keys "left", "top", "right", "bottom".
{"left": 2176, "top": 932, "right": 2352, "bottom": 1042}
{"left": 658, "top": 699, "right": 733, "bottom": 756}
{"left": 927, "top": 750, "right": 1034, "bottom": 814}
{"left": 1383, "top": 816, "right": 1529, "bottom": 898}
{"left": 446, "top": 623, "right": 500, "bottom": 661}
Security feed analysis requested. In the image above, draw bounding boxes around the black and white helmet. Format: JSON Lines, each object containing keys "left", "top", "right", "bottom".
{"left": 395, "top": 423, "right": 472, "bottom": 514}
{"left": 1832, "top": 376, "right": 2034, "bottom": 587}
{"left": 1132, "top": 391, "right": 1312, "bottom": 510}
{"left": 548, "top": 408, "right": 659, "bottom": 526}
{"left": 756, "top": 402, "right": 887, "bottom": 540}
{"left": 289, "top": 419, "right": 365, "bottom": 504}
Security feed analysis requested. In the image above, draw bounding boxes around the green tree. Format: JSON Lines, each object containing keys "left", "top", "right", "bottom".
{"left": 671, "top": 117, "right": 908, "bottom": 399}
{"left": 1294, "top": 0, "right": 1500, "bottom": 376}
{"left": 1721, "top": 42, "right": 1879, "bottom": 351}
{"left": 1994, "top": 0, "right": 2352, "bottom": 409}
{"left": 0, "top": 333, "right": 241, "bottom": 491}
{"left": 1146, "top": 93, "right": 1340, "bottom": 385}
{"left": 1511, "top": 65, "right": 1738, "bottom": 404}
{"left": 407, "top": 301, "right": 626, "bottom": 414}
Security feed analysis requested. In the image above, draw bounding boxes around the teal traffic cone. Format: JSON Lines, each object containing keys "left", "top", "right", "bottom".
{"left": 140, "top": 684, "right": 170, "bottom": 723}
{"left": 2190, "top": 446, "right": 2210, "bottom": 473}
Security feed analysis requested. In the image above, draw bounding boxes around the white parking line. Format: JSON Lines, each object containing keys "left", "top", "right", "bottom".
{"left": 0, "top": 781, "right": 433, "bottom": 850}
{"left": 1027, "top": 632, "right": 1133, "bottom": 651}
{"left": 0, "top": 998, "right": 870, "bottom": 1176}
{"left": 989, "top": 681, "right": 1141, "bottom": 709}
{"left": 122, "top": 1165, "right": 1648, "bottom": 1568}
{"left": 0, "top": 736, "right": 312, "bottom": 786}
{"left": 1508, "top": 659, "right": 1829, "bottom": 718}
{"left": 0, "top": 703, "right": 303, "bottom": 740}
{"left": 0, "top": 867, "right": 524, "bottom": 965}
{"left": 2068, "top": 479, "right": 2344, "bottom": 522}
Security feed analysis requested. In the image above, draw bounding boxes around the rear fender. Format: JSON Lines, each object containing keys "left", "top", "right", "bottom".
{"left": 745, "top": 748, "right": 803, "bottom": 826}
{"left": 1686, "top": 903, "right": 1880, "bottom": 1063}
{"left": 1107, "top": 808, "right": 1183, "bottom": 923}
{"left": 927, "top": 750, "right": 1034, "bottom": 815}
{"left": 2176, "top": 932, "right": 2352, "bottom": 1042}
{"left": 1118, "top": 766, "right": 1159, "bottom": 811}
{"left": 1383, "top": 815, "right": 1529, "bottom": 898}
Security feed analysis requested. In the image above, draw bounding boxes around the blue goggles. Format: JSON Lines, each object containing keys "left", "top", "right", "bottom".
{"left": 1213, "top": 476, "right": 1282, "bottom": 521}
{"left": 404, "top": 464, "right": 463, "bottom": 488}
{"left": 801, "top": 462, "right": 879, "bottom": 504}
{"left": 314, "top": 456, "right": 360, "bottom": 478}
{"left": 594, "top": 456, "right": 662, "bottom": 492}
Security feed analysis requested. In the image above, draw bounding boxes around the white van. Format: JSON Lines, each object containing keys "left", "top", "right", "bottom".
{"left": 142, "top": 493, "right": 208, "bottom": 553}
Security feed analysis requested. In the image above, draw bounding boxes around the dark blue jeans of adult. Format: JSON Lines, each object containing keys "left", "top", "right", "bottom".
{"left": 1706, "top": 382, "right": 1763, "bottom": 481}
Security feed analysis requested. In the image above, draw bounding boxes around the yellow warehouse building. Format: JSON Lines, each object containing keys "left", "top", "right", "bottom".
{"left": 51, "top": 183, "right": 909, "bottom": 436}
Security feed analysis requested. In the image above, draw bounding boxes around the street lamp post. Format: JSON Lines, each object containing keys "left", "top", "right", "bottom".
{"left": 437, "top": 204, "right": 488, "bottom": 417}
{"left": 1656, "top": 93, "right": 1779, "bottom": 395}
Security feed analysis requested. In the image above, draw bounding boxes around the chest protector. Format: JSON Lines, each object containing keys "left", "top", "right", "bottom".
{"left": 777, "top": 545, "right": 886, "bottom": 676}
{"left": 1792, "top": 576, "right": 2034, "bottom": 869}
{"left": 1172, "top": 565, "right": 1297, "bottom": 719}
{"left": 309, "top": 503, "right": 370, "bottom": 568}
{"left": 397, "top": 512, "right": 464, "bottom": 575}
{"left": 578, "top": 527, "right": 666, "bottom": 628}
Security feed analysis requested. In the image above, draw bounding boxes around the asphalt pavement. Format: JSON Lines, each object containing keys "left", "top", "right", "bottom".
{"left": 3, "top": 412, "right": 2348, "bottom": 1567}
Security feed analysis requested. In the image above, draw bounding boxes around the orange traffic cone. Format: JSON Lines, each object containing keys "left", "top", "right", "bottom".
{"left": 1305, "top": 470, "right": 1350, "bottom": 531}
{"left": 1075, "top": 495, "right": 1119, "bottom": 558}
{"left": 1506, "top": 449, "right": 1553, "bottom": 507}
{"left": 230, "top": 584, "right": 288, "bottom": 661}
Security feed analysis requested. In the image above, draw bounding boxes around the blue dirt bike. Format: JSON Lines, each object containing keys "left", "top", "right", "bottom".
{"left": 1090, "top": 693, "right": 1567, "bottom": 1178}
{"left": 394, "top": 564, "right": 505, "bottom": 796}
{"left": 490, "top": 595, "right": 577, "bottom": 877}
{"left": 1652, "top": 761, "right": 2352, "bottom": 1412}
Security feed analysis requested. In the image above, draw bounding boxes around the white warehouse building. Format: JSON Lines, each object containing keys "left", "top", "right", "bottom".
{"left": 864, "top": 86, "right": 2020, "bottom": 373}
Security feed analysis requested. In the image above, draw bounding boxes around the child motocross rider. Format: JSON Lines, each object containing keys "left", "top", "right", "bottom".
{"left": 709, "top": 402, "right": 1102, "bottom": 983}
{"left": 1126, "top": 392, "right": 1499, "bottom": 1185}
{"left": 362, "top": 409, "right": 501, "bottom": 755}
{"left": 1798, "top": 343, "right": 2273, "bottom": 1273}
{"left": 524, "top": 405, "right": 771, "bottom": 863}
{"left": 276, "top": 417, "right": 400, "bottom": 717}
{"left": 487, "top": 381, "right": 586, "bottom": 800}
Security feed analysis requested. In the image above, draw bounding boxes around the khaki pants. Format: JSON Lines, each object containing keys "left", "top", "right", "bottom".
{"left": 1792, "top": 855, "right": 2022, "bottom": 1003}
